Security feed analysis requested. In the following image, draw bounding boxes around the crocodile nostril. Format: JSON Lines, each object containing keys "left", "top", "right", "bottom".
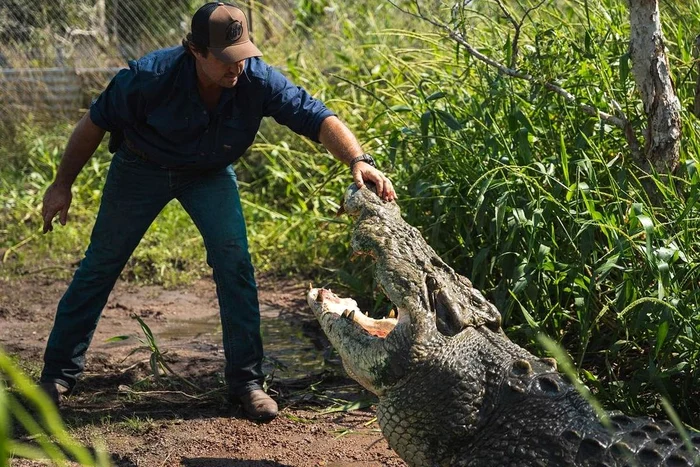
{"left": 536, "top": 375, "right": 560, "bottom": 393}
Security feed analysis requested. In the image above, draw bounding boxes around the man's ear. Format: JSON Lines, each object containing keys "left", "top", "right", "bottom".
{"left": 189, "top": 44, "right": 202, "bottom": 60}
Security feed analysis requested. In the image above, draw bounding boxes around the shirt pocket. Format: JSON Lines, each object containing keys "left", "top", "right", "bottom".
{"left": 218, "top": 115, "right": 260, "bottom": 159}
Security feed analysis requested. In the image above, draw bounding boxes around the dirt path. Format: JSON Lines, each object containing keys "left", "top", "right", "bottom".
{"left": 0, "top": 275, "right": 405, "bottom": 467}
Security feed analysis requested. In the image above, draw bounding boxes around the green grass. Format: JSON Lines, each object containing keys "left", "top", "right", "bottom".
{"left": 2, "top": 0, "right": 700, "bottom": 431}
{"left": 0, "top": 349, "right": 111, "bottom": 465}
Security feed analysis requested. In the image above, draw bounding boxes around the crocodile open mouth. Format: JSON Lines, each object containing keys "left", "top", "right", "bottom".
{"left": 308, "top": 288, "right": 398, "bottom": 338}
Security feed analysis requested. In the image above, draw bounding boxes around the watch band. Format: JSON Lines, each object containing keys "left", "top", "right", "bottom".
{"left": 350, "top": 154, "right": 376, "bottom": 169}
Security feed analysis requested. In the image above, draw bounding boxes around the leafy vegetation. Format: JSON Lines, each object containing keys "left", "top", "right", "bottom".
{"left": 0, "top": 349, "right": 110, "bottom": 465}
{"left": 2, "top": 0, "right": 700, "bottom": 434}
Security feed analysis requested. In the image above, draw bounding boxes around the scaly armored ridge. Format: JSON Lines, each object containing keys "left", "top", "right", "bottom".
{"left": 307, "top": 184, "right": 700, "bottom": 467}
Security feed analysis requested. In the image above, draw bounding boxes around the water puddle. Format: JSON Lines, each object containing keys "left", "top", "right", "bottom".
{"left": 159, "top": 304, "right": 325, "bottom": 382}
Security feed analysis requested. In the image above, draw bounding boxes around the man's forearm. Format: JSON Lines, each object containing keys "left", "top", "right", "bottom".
{"left": 54, "top": 111, "right": 107, "bottom": 187}
{"left": 318, "top": 116, "right": 363, "bottom": 165}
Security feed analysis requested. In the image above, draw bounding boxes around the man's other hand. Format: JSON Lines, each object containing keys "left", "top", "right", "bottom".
{"left": 42, "top": 183, "right": 72, "bottom": 233}
{"left": 352, "top": 162, "right": 397, "bottom": 202}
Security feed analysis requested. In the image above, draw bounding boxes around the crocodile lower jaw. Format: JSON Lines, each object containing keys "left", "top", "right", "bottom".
{"left": 307, "top": 288, "right": 398, "bottom": 338}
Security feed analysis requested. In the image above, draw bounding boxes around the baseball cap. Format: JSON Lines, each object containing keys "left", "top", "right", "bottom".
{"left": 191, "top": 2, "right": 262, "bottom": 64}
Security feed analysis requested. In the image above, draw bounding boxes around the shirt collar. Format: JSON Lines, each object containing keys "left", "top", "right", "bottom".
{"left": 174, "top": 51, "right": 196, "bottom": 90}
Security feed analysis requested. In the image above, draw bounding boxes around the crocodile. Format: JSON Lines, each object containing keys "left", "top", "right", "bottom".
{"left": 307, "top": 184, "right": 700, "bottom": 467}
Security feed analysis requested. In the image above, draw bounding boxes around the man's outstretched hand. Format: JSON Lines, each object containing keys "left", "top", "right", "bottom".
{"left": 352, "top": 162, "right": 397, "bottom": 202}
{"left": 42, "top": 183, "right": 72, "bottom": 233}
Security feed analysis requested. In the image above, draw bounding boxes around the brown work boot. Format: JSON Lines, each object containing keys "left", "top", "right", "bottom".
{"left": 38, "top": 381, "right": 70, "bottom": 407}
{"left": 239, "top": 389, "right": 278, "bottom": 422}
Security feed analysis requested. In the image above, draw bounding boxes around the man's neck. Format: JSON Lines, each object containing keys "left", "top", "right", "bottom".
{"left": 195, "top": 61, "right": 220, "bottom": 92}
{"left": 195, "top": 61, "right": 222, "bottom": 112}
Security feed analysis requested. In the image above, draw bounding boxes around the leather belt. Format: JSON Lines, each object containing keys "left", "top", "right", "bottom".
{"left": 124, "top": 138, "right": 151, "bottom": 161}
{"left": 123, "top": 139, "right": 190, "bottom": 171}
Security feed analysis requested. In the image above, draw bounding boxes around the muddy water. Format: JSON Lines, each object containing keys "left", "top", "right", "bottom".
{"left": 159, "top": 303, "right": 325, "bottom": 382}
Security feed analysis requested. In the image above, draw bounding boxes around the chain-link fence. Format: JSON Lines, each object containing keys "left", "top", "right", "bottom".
{"left": 0, "top": 0, "right": 297, "bottom": 121}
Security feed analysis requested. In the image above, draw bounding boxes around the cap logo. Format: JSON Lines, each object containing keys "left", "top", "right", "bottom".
{"left": 226, "top": 20, "right": 243, "bottom": 42}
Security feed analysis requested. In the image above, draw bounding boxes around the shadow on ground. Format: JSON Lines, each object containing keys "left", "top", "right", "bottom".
{"left": 182, "top": 459, "right": 292, "bottom": 467}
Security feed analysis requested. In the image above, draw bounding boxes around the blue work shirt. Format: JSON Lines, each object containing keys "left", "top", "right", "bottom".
{"left": 90, "top": 46, "right": 335, "bottom": 169}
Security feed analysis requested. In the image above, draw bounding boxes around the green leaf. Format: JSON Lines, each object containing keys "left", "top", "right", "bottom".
{"left": 637, "top": 214, "right": 654, "bottom": 264}
{"left": 655, "top": 321, "right": 669, "bottom": 359}
{"left": 389, "top": 105, "right": 412, "bottom": 112}
{"left": 149, "top": 353, "right": 159, "bottom": 380}
{"left": 420, "top": 110, "right": 432, "bottom": 138}
{"left": 435, "top": 109, "right": 463, "bottom": 131}
{"left": 0, "top": 380, "right": 8, "bottom": 465}
{"left": 595, "top": 255, "right": 621, "bottom": 276}
{"left": 425, "top": 91, "right": 446, "bottom": 101}
{"left": 619, "top": 52, "right": 630, "bottom": 85}
{"left": 105, "top": 335, "right": 131, "bottom": 343}
{"left": 560, "top": 132, "right": 569, "bottom": 186}
{"left": 517, "top": 127, "right": 532, "bottom": 164}
{"left": 319, "top": 398, "right": 375, "bottom": 414}
{"left": 471, "top": 247, "right": 491, "bottom": 279}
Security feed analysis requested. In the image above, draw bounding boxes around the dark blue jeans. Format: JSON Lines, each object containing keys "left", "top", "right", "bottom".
{"left": 41, "top": 150, "right": 264, "bottom": 397}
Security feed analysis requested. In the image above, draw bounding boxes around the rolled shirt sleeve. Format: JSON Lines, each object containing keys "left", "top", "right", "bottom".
{"left": 262, "top": 66, "right": 335, "bottom": 143}
{"left": 89, "top": 60, "right": 144, "bottom": 132}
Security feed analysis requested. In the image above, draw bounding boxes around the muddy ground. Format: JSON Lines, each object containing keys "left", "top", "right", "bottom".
{"left": 0, "top": 274, "right": 406, "bottom": 467}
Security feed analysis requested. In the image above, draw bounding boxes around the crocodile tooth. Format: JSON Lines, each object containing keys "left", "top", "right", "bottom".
{"left": 342, "top": 309, "right": 356, "bottom": 321}
{"left": 388, "top": 309, "right": 397, "bottom": 319}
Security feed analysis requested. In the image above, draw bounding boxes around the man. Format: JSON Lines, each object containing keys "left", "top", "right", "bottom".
{"left": 39, "top": 1, "right": 396, "bottom": 422}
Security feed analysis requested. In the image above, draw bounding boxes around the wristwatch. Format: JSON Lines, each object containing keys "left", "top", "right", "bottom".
{"left": 350, "top": 153, "right": 376, "bottom": 169}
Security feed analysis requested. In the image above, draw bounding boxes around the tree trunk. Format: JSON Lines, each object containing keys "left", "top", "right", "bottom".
{"left": 628, "top": 0, "right": 681, "bottom": 173}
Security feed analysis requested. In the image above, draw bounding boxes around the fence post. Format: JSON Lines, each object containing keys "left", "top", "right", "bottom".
{"left": 248, "top": 0, "right": 254, "bottom": 36}
{"left": 112, "top": 0, "right": 120, "bottom": 51}
{"left": 95, "top": 0, "right": 106, "bottom": 35}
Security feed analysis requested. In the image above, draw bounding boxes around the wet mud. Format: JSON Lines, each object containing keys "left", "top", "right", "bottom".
{"left": 0, "top": 275, "right": 405, "bottom": 466}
